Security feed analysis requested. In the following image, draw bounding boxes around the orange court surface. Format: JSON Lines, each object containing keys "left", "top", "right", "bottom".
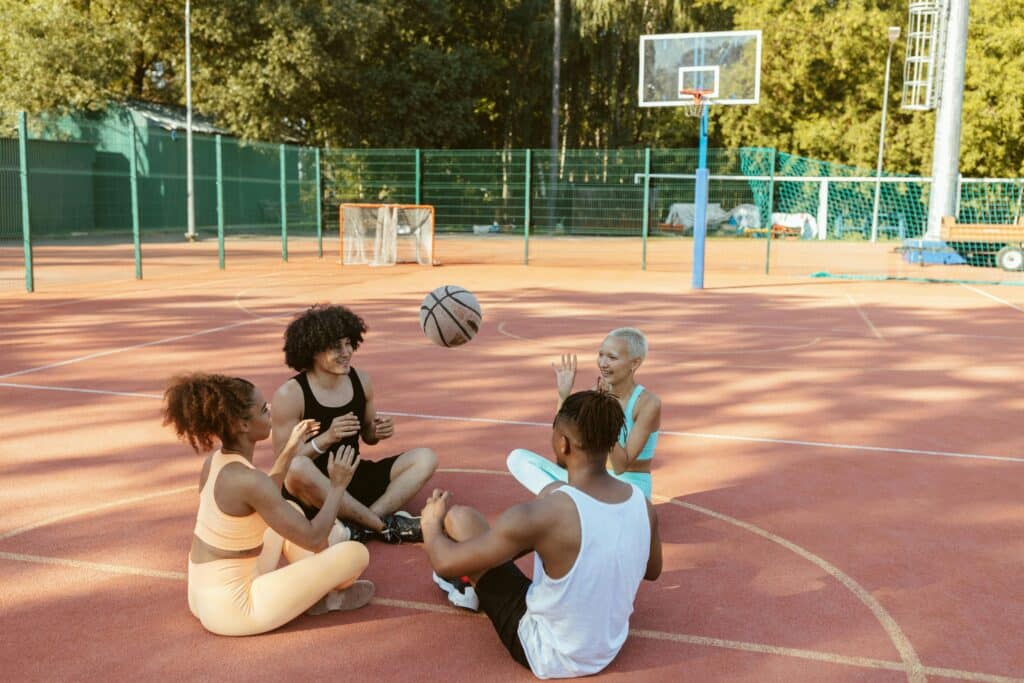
{"left": 2, "top": 235, "right": 1024, "bottom": 682}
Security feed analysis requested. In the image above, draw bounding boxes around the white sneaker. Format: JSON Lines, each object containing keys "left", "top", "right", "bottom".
{"left": 432, "top": 572, "right": 480, "bottom": 611}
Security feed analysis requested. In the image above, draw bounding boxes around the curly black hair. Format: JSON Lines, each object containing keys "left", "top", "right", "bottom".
{"left": 555, "top": 390, "right": 624, "bottom": 458}
{"left": 283, "top": 304, "right": 368, "bottom": 372}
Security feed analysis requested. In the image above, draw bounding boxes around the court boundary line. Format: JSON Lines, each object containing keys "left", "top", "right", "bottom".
{"left": 659, "top": 497, "right": 923, "bottom": 681}
{"left": 2, "top": 381, "right": 1022, "bottom": 465}
{"left": 4, "top": 550, "right": 1015, "bottom": 683}
{"left": 845, "top": 294, "right": 885, "bottom": 340}
{"left": 960, "top": 283, "right": 1024, "bottom": 314}
{"left": 8, "top": 476, "right": 1018, "bottom": 681}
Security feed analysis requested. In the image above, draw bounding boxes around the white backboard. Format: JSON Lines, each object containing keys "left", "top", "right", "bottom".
{"left": 639, "top": 30, "right": 762, "bottom": 107}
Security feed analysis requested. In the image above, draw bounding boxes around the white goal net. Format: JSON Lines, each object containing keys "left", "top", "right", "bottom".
{"left": 340, "top": 204, "right": 434, "bottom": 266}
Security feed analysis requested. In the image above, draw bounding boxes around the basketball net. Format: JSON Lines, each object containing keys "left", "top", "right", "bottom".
{"left": 679, "top": 88, "right": 711, "bottom": 119}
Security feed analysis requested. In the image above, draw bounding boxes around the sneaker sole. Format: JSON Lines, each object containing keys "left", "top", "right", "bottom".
{"left": 432, "top": 573, "right": 479, "bottom": 611}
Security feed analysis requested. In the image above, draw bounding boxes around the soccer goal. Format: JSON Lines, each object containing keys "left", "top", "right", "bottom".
{"left": 339, "top": 203, "right": 435, "bottom": 266}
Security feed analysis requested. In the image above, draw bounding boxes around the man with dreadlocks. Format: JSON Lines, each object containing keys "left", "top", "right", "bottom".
{"left": 421, "top": 390, "right": 662, "bottom": 679}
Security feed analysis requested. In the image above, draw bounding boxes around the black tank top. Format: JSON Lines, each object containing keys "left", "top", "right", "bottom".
{"left": 293, "top": 369, "right": 366, "bottom": 475}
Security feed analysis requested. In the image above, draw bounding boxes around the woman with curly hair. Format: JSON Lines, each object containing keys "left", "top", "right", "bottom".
{"left": 163, "top": 372, "right": 373, "bottom": 636}
{"left": 272, "top": 304, "right": 437, "bottom": 544}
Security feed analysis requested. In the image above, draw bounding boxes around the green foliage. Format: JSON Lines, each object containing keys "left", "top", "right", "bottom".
{"left": 0, "top": 0, "right": 1021, "bottom": 176}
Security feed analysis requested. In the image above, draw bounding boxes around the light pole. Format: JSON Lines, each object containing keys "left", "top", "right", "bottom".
{"left": 871, "top": 26, "right": 901, "bottom": 242}
{"left": 185, "top": 0, "right": 196, "bottom": 241}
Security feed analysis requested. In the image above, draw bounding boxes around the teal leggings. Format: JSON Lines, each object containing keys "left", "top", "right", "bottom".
{"left": 506, "top": 448, "right": 652, "bottom": 500}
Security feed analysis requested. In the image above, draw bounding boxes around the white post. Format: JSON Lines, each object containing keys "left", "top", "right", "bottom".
{"left": 925, "top": 0, "right": 969, "bottom": 240}
{"left": 871, "top": 27, "right": 901, "bottom": 242}
{"left": 185, "top": 0, "right": 196, "bottom": 241}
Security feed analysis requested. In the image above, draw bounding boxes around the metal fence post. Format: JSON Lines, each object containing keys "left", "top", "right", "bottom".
{"left": 216, "top": 135, "right": 225, "bottom": 269}
{"left": 128, "top": 116, "right": 142, "bottom": 279}
{"left": 641, "top": 148, "right": 651, "bottom": 271}
{"left": 17, "top": 112, "right": 33, "bottom": 292}
{"left": 414, "top": 148, "right": 422, "bottom": 205}
{"left": 315, "top": 147, "right": 323, "bottom": 257}
{"left": 765, "top": 147, "right": 777, "bottom": 275}
{"left": 524, "top": 149, "right": 532, "bottom": 264}
{"left": 279, "top": 144, "right": 288, "bottom": 261}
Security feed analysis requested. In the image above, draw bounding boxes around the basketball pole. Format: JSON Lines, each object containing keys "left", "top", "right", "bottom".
{"left": 924, "top": 0, "right": 969, "bottom": 240}
{"left": 691, "top": 102, "right": 710, "bottom": 290}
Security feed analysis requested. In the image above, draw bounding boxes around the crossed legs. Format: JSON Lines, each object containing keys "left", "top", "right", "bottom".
{"left": 285, "top": 447, "right": 438, "bottom": 531}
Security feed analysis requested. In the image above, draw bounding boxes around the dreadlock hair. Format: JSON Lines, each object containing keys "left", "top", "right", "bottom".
{"left": 283, "top": 304, "right": 368, "bottom": 372}
{"left": 162, "top": 373, "right": 255, "bottom": 453}
{"left": 555, "top": 390, "right": 624, "bottom": 458}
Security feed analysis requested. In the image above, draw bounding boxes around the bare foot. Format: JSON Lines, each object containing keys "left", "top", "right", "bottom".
{"left": 326, "top": 580, "right": 375, "bottom": 611}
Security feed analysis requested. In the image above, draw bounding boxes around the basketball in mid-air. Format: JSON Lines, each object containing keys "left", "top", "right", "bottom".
{"left": 420, "top": 285, "right": 482, "bottom": 347}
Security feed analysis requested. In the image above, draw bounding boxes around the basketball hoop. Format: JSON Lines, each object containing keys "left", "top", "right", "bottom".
{"left": 679, "top": 88, "right": 711, "bottom": 118}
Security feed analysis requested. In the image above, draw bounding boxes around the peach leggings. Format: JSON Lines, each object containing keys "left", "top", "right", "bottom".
{"left": 187, "top": 515, "right": 368, "bottom": 637}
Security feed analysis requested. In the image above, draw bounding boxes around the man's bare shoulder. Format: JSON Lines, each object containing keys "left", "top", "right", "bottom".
{"left": 271, "top": 378, "right": 304, "bottom": 417}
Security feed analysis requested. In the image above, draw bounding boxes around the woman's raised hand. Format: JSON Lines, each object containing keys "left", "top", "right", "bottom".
{"left": 552, "top": 353, "right": 577, "bottom": 401}
{"left": 284, "top": 418, "right": 319, "bottom": 454}
{"left": 327, "top": 444, "right": 360, "bottom": 490}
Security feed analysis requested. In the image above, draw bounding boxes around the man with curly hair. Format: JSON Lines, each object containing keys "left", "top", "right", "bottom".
{"left": 271, "top": 304, "right": 438, "bottom": 544}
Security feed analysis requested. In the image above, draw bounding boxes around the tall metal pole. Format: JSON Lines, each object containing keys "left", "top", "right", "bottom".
{"left": 549, "top": 0, "right": 561, "bottom": 233}
{"left": 17, "top": 112, "right": 33, "bottom": 292}
{"left": 925, "top": 0, "right": 969, "bottom": 239}
{"left": 691, "top": 104, "right": 710, "bottom": 289}
{"left": 871, "top": 27, "right": 901, "bottom": 242}
{"left": 185, "top": 0, "right": 196, "bottom": 241}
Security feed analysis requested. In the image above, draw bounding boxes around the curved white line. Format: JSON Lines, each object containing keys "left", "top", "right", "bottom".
{"left": 659, "top": 496, "right": 924, "bottom": 682}
{"left": 0, "top": 472, "right": 1002, "bottom": 682}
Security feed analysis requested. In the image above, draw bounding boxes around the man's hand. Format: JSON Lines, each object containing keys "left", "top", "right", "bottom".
{"left": 552, "top": 353, "right": 577, "bottom": 401}
{"left": 372, "top": 415, "right": 395, "bottom": 440}
{"left": 326, "top": 445, "right": 360, "bottom": 490}
{"left": 324, "top": 412, "right": 361, "bottom": 444}
{"left": 421, "top": 488, "right": 451, "bottom": 537}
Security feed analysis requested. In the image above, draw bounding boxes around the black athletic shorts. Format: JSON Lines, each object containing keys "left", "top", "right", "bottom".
{"left": 475, "top": 562, "right": 531, "bottom": 669}
{"left": 285, "top": 453, "right": 400, "bottom": 519}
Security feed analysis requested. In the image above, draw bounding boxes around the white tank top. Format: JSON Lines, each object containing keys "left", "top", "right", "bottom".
{"left": 517, "top": 484, "right": 651, "bottom": 679}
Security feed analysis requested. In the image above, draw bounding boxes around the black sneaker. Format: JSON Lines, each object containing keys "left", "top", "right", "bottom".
{"left": 347, "top": 524, "right": 375, "bottom": 544}
{"left": 378, "top": 511, "right": 423, "bottom": 544}
{"left": 432, "top": 572, "right": 479, "bottom": 611}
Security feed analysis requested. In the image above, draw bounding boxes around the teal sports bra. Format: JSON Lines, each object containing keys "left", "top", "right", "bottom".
{"left": 618, "top": 385, "right": 658, "bottom": 462}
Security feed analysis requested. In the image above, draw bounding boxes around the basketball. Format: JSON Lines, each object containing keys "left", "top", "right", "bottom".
{"left": 420, "top": 285, "right": 483, "bottom": 347}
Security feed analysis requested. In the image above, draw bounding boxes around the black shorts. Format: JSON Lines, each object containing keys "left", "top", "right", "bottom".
{"left": 475, "top": 562, "right": 531, "bottom": 669}
{"left": 284, "top": 453, "right": 400, "bottom": 519}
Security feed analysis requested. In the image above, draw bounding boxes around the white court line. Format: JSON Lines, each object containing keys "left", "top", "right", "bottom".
{"left": 382, "top": 411, "right": 1024, "bottom": 464}
{"left": 845, "top": 294, "right": 885, "bottom": 340}
{"left": 960, "top": 283, "right": 1024, "bottom": 314}
{"left": 0, "top": 316, "right": 281, "bottom": 380}
{"left": 0, "top": 486, "right": 194, "bottom": 542}
{"left": 659, "top": 497, "right": 924, "bottom": 681}
{"left": 1, "top": 381, "right": 1021, "bottom": 465}
{"left": 0, "top": 382, "right": 161, "bottom": 399}
{"left": 3, "top": 480, "right": 1015, "bottom": 681}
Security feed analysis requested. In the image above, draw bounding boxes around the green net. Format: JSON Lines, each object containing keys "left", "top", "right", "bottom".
{"left": 5, "top": 106, "right": 1024, "bottom": 290}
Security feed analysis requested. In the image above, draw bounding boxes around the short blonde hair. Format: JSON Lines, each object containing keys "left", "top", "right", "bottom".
{"left": 606, "top": 327, "right": 647, "bottom": 360}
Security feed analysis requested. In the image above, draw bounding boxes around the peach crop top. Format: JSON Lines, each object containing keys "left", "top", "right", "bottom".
{"left": 193, "top": 451, "right": 267, "bottom": 552}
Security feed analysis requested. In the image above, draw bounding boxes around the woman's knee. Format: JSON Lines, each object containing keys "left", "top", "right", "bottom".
{"left": 329, "top": 540, "right": 370, "bottom": 572}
